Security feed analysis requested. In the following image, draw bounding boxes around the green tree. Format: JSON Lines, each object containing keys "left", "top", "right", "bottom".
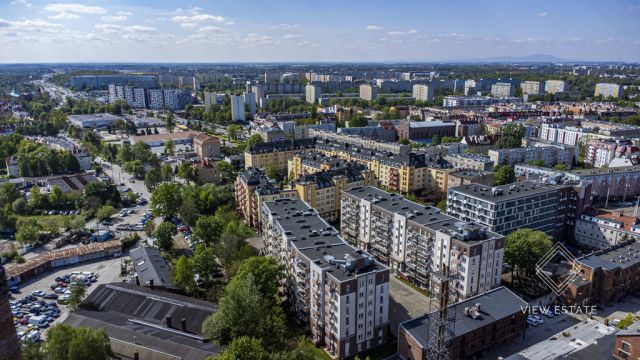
{"left": 96, "top": 205, "right": 116, "bottom": 222}
{"left": 178, "top": 200, "right": 200, "bottom": 227}
{"left": 164, "top": 139, "right": 176, "bottom": 156}
{"left": 161, "top": 163, "right": 174, "bottom": 181}
{"left": 151, "top": 183, "right": 183, "bottom": 218}
{"left": 493, "top": 164, "right": 515, "bottom": 185}
{"left": 226, "top": 124, "right": 242, "bottom": 141}
{"left": 123, "top": 160, "right": 145, "bottom": 179}
{"left": 527, "top": 159, "right": 546, "bottom": 167}
{"left": 217, "top": 161, "right": 236, "bottom": 184}
{"left": 431, "top": 134, "right": 442, "bottom": 145}
{"left": 245, "top": 134, "right": 264, "bottom": 148}
{"left": 67, "top": 283, "right": 87, "bottom": 311}
{"left": 44, "top": 324, "right": 112, "bottom": 360}
{"left": 165, "top": 112, "right": 175, "bottom": 133}
{"left": 16, "top": 219, "right": 42, "bottom": 246}
{"left": 178, "top": 162, "right": 199, "bottom": 184}
{"left": 348, "top": 114, "right": 368, "bottom": 127}
{"left": 504, "top": 228, "right": 553, "bottom": 282}
{"left": 233, "top": 257, "right": 282, "bottom": 305}
{"left": 12, "top": 198, "right": 28, "bottom": 215}
{"left": 192, "top": 244, "right": 221, "bottom": 282}
{"left": 194, "top": 216, "right": 223, "bottom": 246}
{"left": 265, "top": 164, "right": 279, "bottom": 180}
{"left": 398, "top": 138, "right": 410, "bottom": 145}
{"left": 616, "top": 313, "right": 635, "bottom": 329}
{"left": 0, "top": 182, "right": 20, "bottom": 205}
{"left": 202, "top": 273, "right": 287, "bottom": 348}
{"left": 155, "top": 221, "right": 177, "bottom": 251}
{"left": 215, "top": 336, "right": 270, "bottom": 360}
{"left": 495, "top": 123, "right": 524, "bottom": 149}
{"left": 553, "top": 163, "right": 567, "bottom": 171}
{"left": 436, "top": 199, "right": 447, "bottom": 212}
{"left": 144, "top": 167, "right": 162, "bottom": 191}
{"left": 173, "top": 255, "right": 196, "bottom": 294}
{"left": 144, "top": 220, "right": 155, "bottom": 237}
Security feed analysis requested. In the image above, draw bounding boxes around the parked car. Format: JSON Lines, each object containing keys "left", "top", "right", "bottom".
{"left": 43, "top": 293, "right": 58, "bottom": 300}
{"left": 529, "top": 314, "right": 544, "bottom": 324}
{"left": 527, "top": 315, "right": 539, "bottom": 326}
{"left": 31, "top": 290, "right": 45, "bottom": 297}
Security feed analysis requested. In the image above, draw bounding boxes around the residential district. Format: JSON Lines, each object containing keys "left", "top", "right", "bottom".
{"left": 1, "top": 62, "right": 640, "bottom": 360}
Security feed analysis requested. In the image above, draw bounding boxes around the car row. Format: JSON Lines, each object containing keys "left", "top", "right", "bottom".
{"left": 46, "top": 210, "right": 81, "bottom": 216}
{"left": 10, "top": 296, "right": 62, "bottom": 342}
{"left": 527, "top": 310, "right": 555, "bottom": 326}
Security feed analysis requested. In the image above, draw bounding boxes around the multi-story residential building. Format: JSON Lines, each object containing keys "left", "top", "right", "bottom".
{"left": 565, "top": 165, "right": 640, "bottom": 199}
{"left": 454, "top": 119, "right": 483, "bottom": 137}
{"left": 148, "top": 89, "right": 164, "bottom": 110}
{"left": 442, "top": 95, "right": 522, "bottom": 107}
{"left": 231, "top": 95, "right": 245, "bottom": 121}
{"left": 539, "top": 123, "right": 592, "bottom": 146}
{"left": 312, "top": 129, "right": 408, "bottom": 155}
{"left": 575, "top": 208, "right": 640, "bottom": 249}
{"left": 396, "top": 120, "right": 456, "bottom": 140}
{"left": 490, "top": 82, "right": 515, "bottom": 98}
{"left": 234, "top": 168, "right": 298, "bottom": 228}
{"left": 595, "top": 83, "right": 624, "bottom": 99}
{"left": 565, "top": 239, "right": 640, "bottom": 306}
{"left": 447, "top": 170, "right": 494, "bottom": 190}
{"left": 203, "top": 92, "right": 226, "bottom": 111}
{"left": 341, "top": 186, "right": 505, "bottom": 298}
{"left": 412, "top": 84, "right": 434, "bottom": 102}
{"left": 447, "top": 181, "right": 591, "bottom": 240}
{"left": 163, "top": 89, "right": 191, "bottom": 111}
{"left": 306, "top": 83, "right": 322, "bottom": 104}
{"left": 522, "top": 81, "right": 544, "bottom": 95}
{"left": 261, "top": 198, "right": 390, "bottom": 359}
{"left": 359, "top": 84, "right": 378, "bottom": 101}
{"left": 108, "top": 84, "right": 147, "bottom": 108}
{"left": 244, "top": 91, "right": 256, "bottom": 117}
{"left": 293, "top": 165, "right": 375, "bottom": 222}
{"left": 614, "top": 323, "right": 640, "bottom": 360}
{"left": 71, "top": 75, "right": 158, "bottom": 90}
{"left": 445, "top": 153, "right": 494, "bottom": 172}
{"left": 398, "top": 286, "right": 527, "bottom": 360}
{"left": 584, "top": 139, "right": 637, "bottom": 168}
{"left": 545, "top": 80, "right": 568, "bottom": 94}
{"left": 244, "top": 139, "right": 315, "bottom": 172}
{"left": 488, "top": 145, "right": 574, "bottom": 168}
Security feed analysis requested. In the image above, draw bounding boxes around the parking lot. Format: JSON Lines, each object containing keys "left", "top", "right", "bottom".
{"left": 8, "top": 256, "right": 125, "bottom": 341}
{"left": 388, "top": 276, "right": 430, "bottom": 336}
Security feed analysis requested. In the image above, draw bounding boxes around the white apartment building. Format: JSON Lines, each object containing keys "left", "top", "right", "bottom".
{"left": 341, "top": 186, "right": 504, "bottom": 299}
{"left": 545, "top": 80, "right": 568, "bottom": 94}
{"left": 148, "top": 89, "right": 164, "bottom": 110}
{"left": 231, "top": 95, "right": 245, "bottom": 121}
{"left": 412, "top": 84, "right": 434, "bottom": 102}
{"left": 261, "top": 198, "right": 390, "bottom": 359}
{"left": 595, "top": 83, "right": 623, "bottom": 98}
{"left": 488, "top": 145, "right": 574, "bottom": 168}
{"left": 539, "top": 123, "right": 592, "bottom": 146}
{"left": 575, "top": 209, "right": 640, "bottom": 249}
{"left": 306, "top": 83, "right": 322, "bottom": 104}
{"left": 359, "top": 84, "right": 378, "bottom": 101}
{"left": 491, "top": 82, "right": 515, "bottom": 98}
{"left": 522, "top": 81, "right": 544, "bottom": 95}
{"left": 585, "top": 139, "right": 618, "bottom": 168}
{"left": 244, "top": 91, "right": 256, "bottom": 117}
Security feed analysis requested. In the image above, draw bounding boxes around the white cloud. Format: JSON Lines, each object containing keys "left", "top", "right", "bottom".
{"left": 125, "top": 25, "right": 156, "bottom": 33}
{"left": 117, "top": 11, "right": 133, "bottom": 16}
{"left": 10, "top": 0, "right": 32, "bottom": 8}
{"left": 224, "top": 21, "right": 235, "bottom": 25}
{"left": 387, "top": 29, "right": 418, "bottom": 36}
{"left": 244, "top": 32, "right": 277, "bottom": 45}
{"left": 284, "top": 33, "right": 303, "bottom": 39}
{"left": 171, "top": 7, "right": 225, "bottom": 28}
{"left": 197, "top": 25, "right": 227, "bottom": 34}
{"left": 95, "top": 23, "right": 121, "bottom": 34}
{"left": 271, "top": 23, "right": 298, "bottom": 30}
{"left": 366, "top": 25, "right": 382, "bottom": 31}
{"left": 49, "top": 12, "right": 81, "bottom": 20}
{"left": 101, "top": 15, "right": 127, "bottom": 22}
{"left": 44, "top": 3, "right": 106, "bottom": 14}
{"left": 538, "top": 12, "right": 548, "bottom": 17}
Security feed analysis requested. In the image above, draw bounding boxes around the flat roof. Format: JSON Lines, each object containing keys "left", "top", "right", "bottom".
{"left": 566, "top": 164, "right": 640, "bottom": 176}
{"left": 577, "top": 240, "right": 640, "bottom": 271}
{"left": 401, "top": 286, "right": 528, "bottom": 346}
{"left": 130, "top": 130, "right": 200, "bottom": 143}
{"left": 448, "top": 181, "right": 566, "bottom": 203}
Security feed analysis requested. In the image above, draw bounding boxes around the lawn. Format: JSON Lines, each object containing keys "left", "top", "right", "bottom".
{"left": 17, "top": 215, "right": 83, "bottom": 233}
{"left": 297, "top": 336, "right": 397, "bottom": 360}
{"left": 298, "top": 339, "right": 331, "bottom": 360}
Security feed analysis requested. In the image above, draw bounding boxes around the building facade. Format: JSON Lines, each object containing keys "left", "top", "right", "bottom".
{"left": 595, "top": 83, "right": 623, "bottom": 99}
{"left": 545, "top": 80, "right": 568, "bottom": 94}
{"left": 412, "top": 84, "right": 434, "bottom": 102}
{"left": 359, "top": 84, "right": 378, "bottom": 101}
{"left": 231, "top": 95, "right": 245, "bottom": 121}
{"left": 574, "top": 208, "right": 640, "bottom": 249}
{"left": 522, "top": 81, "right": 544, "bottom": 95}
{"left": 261, "top": 199, "right": 390, "bottom": 359}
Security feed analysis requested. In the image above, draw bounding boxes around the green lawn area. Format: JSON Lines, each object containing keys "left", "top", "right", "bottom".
{"left": 297, "top": 336, "right": 397, "bottom": 360}
{"left": 395, "top": 275, "right": 429, "bottom": 297}
{"left": 17, "top": 215, "right": 83, "bottom": 233}
{"left": 298, "top": 339, "right": 331, "bottom": 360}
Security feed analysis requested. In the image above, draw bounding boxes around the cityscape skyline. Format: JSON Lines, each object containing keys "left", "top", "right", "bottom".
{"left": 0, "top": 0, "right": 639, "bottom": 63}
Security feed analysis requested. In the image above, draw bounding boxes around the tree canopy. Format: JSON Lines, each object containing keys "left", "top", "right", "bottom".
{"left": 504, "top": 228, "right": 553, "bottom": 282}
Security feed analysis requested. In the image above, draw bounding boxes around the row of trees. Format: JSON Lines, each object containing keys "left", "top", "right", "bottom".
{"left": 15, "top": 141, "right": 81, "bottom": 177}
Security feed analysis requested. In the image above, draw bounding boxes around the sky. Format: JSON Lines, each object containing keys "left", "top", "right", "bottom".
{"left": 0, "top": 0, "right": 639, "bottom": 63}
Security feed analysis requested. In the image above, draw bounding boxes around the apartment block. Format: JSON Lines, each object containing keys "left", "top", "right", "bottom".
{"left": 234, "top": 168, "right": 298, "bottom": 228}
{"left": 539, "top": 123, "right": 591, "bottom": 146}
{"left": 359, "top": 84, "right": 378, "bottom": 101}
{"left": 341, "top": 187, "right": 505, "bottom": 298}
{"left": 148, "top": 89, "right": 164, "bottom": 110}
{"left": 306, "top": 83, "right": 322, "bottom": 104}
{"left": 412, "top": 84, "right": 434, "bottom": 102}
{"left": 162, "top": 89, "right": 191, "bottom": 110}
{"left": 447, "top": 170, "right": 494, "bottom": 190}
{"left": 244, "top": 139, "right": 315, "bottom": 172}
{"left": 446, "top": 181, "right": 588, "bottom": 240}
{"left": 595, "top": 83, "right": 623, "bottom": 99}
{"left": 396, "top": 120, "right": 456, "bottom": 140}
{"left": 574, "top": 208, "right": 640, "bottom": 249}
{"left": 293, "top": 165, "right": 376, "bottom": 222}
{"left": 564, "top": 165, "right": 640, "bottom": 198}
{"left": 584, "top": 139, "right": 638, "bottom": 168}
{"left": 261, "top": 199, "right": 390, "bottom": 359}
{"left": 488, "top": 145, "right": 574, "bottom": 168}
{"left": 193, "top": 133, "right": 221, "bottom": 159}
{"left": 545, "top": 80, "right": 568, "bottom": 94}
{"left": 565, "top": 240, "right": 640, "bottom": 306}
{"left": 491, "top": 82, "right": 515, "bottom": 98}
{"left": 231, "top": 95, "right": 245, "bottom": 121}
{"left": 445, "top": 153, "right": 494, "bottom": 172}
{"left": 522, "top": 81, "right": 544, "bottom": 95}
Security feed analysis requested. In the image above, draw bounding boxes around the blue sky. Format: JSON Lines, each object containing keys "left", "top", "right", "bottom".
{"left": 0, "top": 0, "right": 639, "bottom": 63}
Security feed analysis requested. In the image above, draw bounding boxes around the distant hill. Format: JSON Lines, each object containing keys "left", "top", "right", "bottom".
{"left": 451, "top": 53, "right": 582, "bottom": 63}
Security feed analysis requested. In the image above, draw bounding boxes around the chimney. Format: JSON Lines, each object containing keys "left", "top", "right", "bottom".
{"left": 166, "top": 315, "right": 172, "bottom": 328}
{"left": 149, "top": 279, "right": 154, "bottom": 290}
{"left": 135, "top": 276, "right": 140, "bottom": 286}
{"left": 181, "top": 318, "right": 187, "bottom": 332}
{"left": 133, "top": 353, "right": 139, "bottom": 360}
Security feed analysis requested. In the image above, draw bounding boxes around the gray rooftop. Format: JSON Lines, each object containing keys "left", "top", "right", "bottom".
{"left": 577, "top": 240, "right": 640, "bottom": 271}
{"left": 130, "top": 246, "right": 176, "bottom": 290}
{"left": 263, "top": 198, "right": 385, "bottom": 282}
{"left": 448, "top": 181, "right": 567, "bottom": 203}
{"left": 566, "top": 164, "right": 640, "bottom": 176}
{"left": 401, "top": 286, "right": 528, "bottom": 346}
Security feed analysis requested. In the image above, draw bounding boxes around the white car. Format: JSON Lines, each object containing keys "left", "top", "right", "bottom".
{"left": 544, "top": 309, "right": 555, "bottom": 318}
{"left": 531, "top": 314, "right": 544, "bottom": 324}
{"left": 527, "top": 316, "right": 538, "bottom": 326}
